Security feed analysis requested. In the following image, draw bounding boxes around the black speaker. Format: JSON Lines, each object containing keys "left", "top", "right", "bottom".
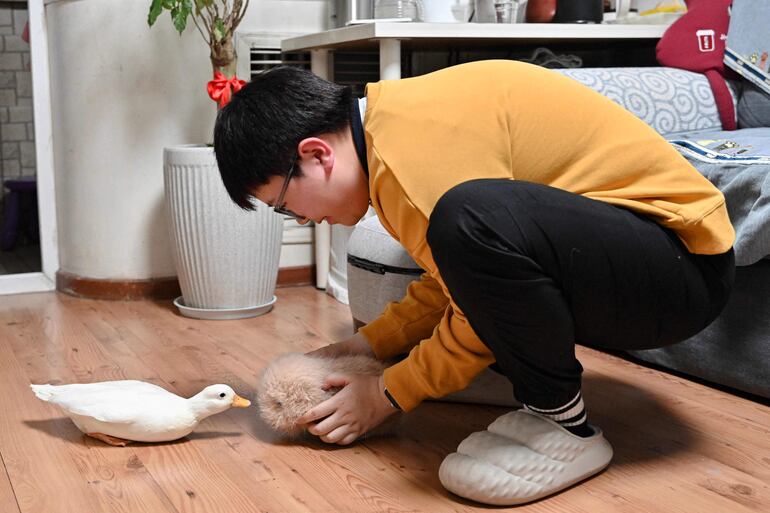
{"left": 553, "top": 0, "right": 603, "bottom": 23}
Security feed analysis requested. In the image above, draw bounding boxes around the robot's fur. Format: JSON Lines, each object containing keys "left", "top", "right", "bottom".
{"left": 257, "top": 353, "right": 385, "bottom": 437}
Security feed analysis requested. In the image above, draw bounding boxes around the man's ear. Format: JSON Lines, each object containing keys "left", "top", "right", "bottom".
{"left": 297, "top": 137, "right": 335, "bottom": 173}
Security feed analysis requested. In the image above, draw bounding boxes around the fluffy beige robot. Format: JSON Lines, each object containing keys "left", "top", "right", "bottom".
{"left": 257, "top": 352, "right": 386, "bottom": 437}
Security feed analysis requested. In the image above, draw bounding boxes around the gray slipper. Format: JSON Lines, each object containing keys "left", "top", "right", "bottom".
{"left": 439, "top": 409, "right": 613, "bottom": 505}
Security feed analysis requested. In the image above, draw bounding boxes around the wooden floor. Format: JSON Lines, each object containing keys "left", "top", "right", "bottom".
{"left": 0, "top": 287, "right": 768, "bottom": 513}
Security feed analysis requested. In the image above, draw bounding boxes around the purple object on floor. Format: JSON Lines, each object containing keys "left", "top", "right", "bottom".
{"left": 2, "top": 178, "right": 38, "bottom": 252}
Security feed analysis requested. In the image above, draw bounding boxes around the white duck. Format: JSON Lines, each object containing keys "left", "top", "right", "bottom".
{"left": 30, "top": 380, "right": 251, "bottom": 446}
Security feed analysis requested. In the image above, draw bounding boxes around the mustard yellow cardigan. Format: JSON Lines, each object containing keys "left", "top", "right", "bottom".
{"left": 358, "top": 60, "right": 735, "bottom": 411}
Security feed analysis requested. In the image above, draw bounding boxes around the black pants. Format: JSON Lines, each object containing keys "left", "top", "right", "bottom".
{"left": 426, "top": 180, "right": 734, "bottom": 409}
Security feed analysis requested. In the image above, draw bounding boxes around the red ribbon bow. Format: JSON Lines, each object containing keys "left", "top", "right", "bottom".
{"left": 207, "top": 71, "right": 246, "bottom": 108}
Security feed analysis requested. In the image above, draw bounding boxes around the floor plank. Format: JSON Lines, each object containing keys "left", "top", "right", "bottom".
{"left": 75, "top": 298, "right": 329, "bottom": 512}
{"left": 49, "top": 295, "right": 290, "bottom": 512}
{"left": 1, "top": 301, "right": 182, "bottom": 513}
{"left": 0, "top": 327, "right": 105, "bottom": 513}
{"left": 0, "top": 289, "right": 768, "bottom": 513}
{"left": 0, "top": 450, "right": 20, "bottom": 513}
{"left": 581, "top": 348, "right": 770, "bottom": 485}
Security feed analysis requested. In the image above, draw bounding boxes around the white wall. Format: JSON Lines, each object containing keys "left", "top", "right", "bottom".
{"left": 280, "top": 218, "right": 315, "bottom": 267}
{"left": 238, "top": 0, "right": 329, "bottom": 270}
{"left": 239, "top": 0, "right": 329, "bottom": 35}
{"left": 47, "top": 0, "right": 326, "bottom": 281}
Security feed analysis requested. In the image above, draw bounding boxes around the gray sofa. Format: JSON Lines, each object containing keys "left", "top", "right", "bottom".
{"left": 347, "top": 67, "right": 770, "bottom": 400}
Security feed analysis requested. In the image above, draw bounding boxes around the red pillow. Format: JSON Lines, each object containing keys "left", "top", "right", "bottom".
{"left": 656, "top": 0, "right": 736, "bottom": 130}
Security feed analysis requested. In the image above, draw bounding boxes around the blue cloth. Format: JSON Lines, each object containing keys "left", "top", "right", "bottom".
{"left": 724, "top": 0, "right": 770, "bottom": 96}
{"left": 667, "top": 128, "right": 770, "bottom": 266}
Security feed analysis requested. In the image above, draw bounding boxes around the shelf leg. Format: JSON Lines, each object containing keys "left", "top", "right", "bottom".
{"left": 379, "top": 39, "right": 402, "bottom": 80}
{"left": 311, "top": 49, "right": 333, "bottom": 290}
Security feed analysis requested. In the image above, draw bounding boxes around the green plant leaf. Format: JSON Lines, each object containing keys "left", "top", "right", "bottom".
{"left": 148, "top": 0, "right": 163, "bottom": 26}
{"left": 171, "top": 0, "right": 192, "bottom": 34}
{"left": 213, "top": 18, "right": 225, "bottom": 42}
{"left": 194, "top": 0, "right": 212, "bottom": 12}
{"left": 170, "top": 7, "right": 180, "bottom": 34}
{"left": 162, "top": 0, "right": 176, "bottom": 8}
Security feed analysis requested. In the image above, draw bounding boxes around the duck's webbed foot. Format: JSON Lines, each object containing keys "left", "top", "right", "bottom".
{"left": 87, "top": 432, "right": 132, "bottom": 446}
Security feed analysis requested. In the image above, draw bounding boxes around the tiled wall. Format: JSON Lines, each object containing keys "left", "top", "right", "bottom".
{"left": 0, "top": 4, "right": 34, "bottom": 184}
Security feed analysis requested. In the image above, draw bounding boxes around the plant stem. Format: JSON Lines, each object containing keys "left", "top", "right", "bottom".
{"left": 211, "top": 36, "right": 237, "bottom": 77}
{"left": 213, "top": 60, "right": 237, "bottom": 77}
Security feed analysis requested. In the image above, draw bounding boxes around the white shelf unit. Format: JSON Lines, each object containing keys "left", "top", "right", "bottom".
{"left": 282, "top": 22, "right": 670, "bottom": 52}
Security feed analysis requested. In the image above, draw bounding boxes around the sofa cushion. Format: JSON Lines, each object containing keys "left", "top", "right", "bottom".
{"left": 630, "top": 261, "right": 770, "bottom": 399}
{"left": 737, "top": 82, "right": 770, "bottom": 129}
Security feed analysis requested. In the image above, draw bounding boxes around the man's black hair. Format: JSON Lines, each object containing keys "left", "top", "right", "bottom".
{"left": 214, "top": 66, "right": 353, "bottom": 210}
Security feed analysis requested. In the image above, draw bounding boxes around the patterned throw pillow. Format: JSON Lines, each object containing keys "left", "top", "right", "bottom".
{"left": 557, "top": 67, "right": 731, "bottom": 136}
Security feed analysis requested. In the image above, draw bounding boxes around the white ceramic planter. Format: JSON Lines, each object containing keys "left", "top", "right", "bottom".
{"left": 164, "top": 145, "right": 283, "bottom": 319}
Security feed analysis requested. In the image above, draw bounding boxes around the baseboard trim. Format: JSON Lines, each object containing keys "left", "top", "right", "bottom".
{"left": 57, "top": 272, "right": 181, "bottom": 300}
{"left": 277, "top": 266, "right": 315, "bottom": 287}
{"left": 57, "top": 266, "right": 316, "bottom": 300}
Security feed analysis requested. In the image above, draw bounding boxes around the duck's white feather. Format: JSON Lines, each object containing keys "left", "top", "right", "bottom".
{"left": 30, "top": 380, "right": 242, "bottom": 443}
{"left": 31, "top": 381, "right": 186, "bottom": 424}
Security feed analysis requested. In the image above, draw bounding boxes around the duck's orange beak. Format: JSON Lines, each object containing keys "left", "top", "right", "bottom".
{"left": 231, "top": 394, "right": 251, "bottom": 408}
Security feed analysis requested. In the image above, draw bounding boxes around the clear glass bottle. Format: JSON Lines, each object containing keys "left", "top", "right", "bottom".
{"left": 374, "top": 0, "right": 424, "bottom": 21}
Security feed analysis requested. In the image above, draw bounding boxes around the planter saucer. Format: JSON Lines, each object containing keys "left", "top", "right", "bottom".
{"left": 173, "top": 295, "right": 277, "bottom": 320}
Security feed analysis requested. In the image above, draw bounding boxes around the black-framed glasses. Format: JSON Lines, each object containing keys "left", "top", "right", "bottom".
{"left": 273, "top": 159, "right": 306, "bottom": 221}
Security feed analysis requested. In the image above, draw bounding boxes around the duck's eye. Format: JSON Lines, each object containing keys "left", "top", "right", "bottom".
{"left": 219, "top": 392, "right": 226, "bottom": 398}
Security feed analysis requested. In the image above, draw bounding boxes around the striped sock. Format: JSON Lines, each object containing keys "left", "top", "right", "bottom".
{"left": 524, "top": 390, "right": 593, "bottom": 438}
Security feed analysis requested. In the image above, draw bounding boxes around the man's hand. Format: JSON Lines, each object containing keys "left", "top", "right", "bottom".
{"left": 297, "top": 373, "right": 397, "bottom": 445}
{"left": 307, "top": 331, "right": 376, "bottom": 359}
